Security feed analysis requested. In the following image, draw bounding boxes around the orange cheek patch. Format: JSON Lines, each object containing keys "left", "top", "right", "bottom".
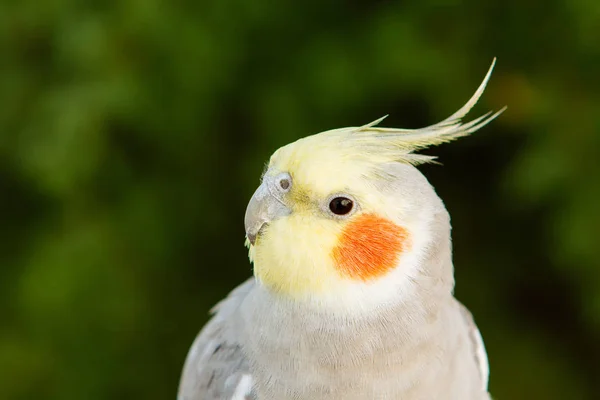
{"left": 331, "top": 214, "right": 409, "bottom": 281}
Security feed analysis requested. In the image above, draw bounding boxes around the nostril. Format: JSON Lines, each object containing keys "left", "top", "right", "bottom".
{"left": 279, "top": 178, "right": 290, "bottom": 190}
{"left": 274, "top": 172, "right": 292, "bottom": 192}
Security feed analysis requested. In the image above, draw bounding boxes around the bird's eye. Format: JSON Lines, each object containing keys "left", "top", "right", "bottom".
{"left": 329, "top": 197, "right": 354, "bottom": 215}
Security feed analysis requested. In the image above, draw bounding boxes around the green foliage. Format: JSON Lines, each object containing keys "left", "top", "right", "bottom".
{"left": 0, "top": 0, "right": 598, "bottom": 398}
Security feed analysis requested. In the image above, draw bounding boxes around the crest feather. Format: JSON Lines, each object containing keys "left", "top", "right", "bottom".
{"left": 350, "top": 58, "right": 506, "bottom": 165}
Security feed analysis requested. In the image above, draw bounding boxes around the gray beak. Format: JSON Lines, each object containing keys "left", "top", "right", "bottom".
{"left": 244, "top": 179, "right": 291, "bottom": 245}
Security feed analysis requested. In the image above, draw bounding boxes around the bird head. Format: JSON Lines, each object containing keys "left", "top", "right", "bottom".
{"left": 244, "top": 61, "right": 504, "bottom": 313}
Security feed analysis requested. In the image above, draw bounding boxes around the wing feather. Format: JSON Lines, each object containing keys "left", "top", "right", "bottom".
{"left": 457, "top": 301, "right": 490, "bottom": 391}
{"left": 178, "top": 278, "right": 256, "bottom": 400}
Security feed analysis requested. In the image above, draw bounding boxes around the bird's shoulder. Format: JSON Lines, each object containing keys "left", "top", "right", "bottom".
{"left": 178, "top": 278, "right": 256, "bottom": 400}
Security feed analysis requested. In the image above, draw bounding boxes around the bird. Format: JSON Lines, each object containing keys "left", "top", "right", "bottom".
{"left": 178, "top": 59, "right": 504, "bottom": 400}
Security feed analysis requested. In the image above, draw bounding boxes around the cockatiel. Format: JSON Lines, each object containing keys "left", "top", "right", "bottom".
{"left": 179, "top": 60, "right": 504, "bottom": 400}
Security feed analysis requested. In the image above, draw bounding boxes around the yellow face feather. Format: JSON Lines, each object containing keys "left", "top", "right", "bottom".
{"left": 249, "top": 144, "right": 414, "bottom": 298}
{"left": 246, "top": 59, "right": 504, "bottom": 300}
{"left": 250, "top": 212, "right": 343, "bottom": 297}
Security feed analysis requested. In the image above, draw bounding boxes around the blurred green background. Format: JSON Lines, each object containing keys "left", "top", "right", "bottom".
{"left": 1, "top": 0, "right": 599, "bottom": 399}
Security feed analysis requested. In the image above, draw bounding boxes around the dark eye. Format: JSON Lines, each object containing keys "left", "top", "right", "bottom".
{"left": 329, "top": 197, "right": 354, "bottom": 215}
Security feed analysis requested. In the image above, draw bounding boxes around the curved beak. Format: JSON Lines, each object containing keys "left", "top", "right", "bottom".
{"left": 244, "top": 180, "right": 290, "bottom": 245}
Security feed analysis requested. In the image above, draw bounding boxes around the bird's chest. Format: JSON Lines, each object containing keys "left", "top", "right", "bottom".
{"left": 242, "top": 313, "right": 433, "bottom": 400}
{"left": 238, "top": 289, "right": 482, "bottom": 400}
{"left": 249, "top": 340, "right": 412, "bottom": 400}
